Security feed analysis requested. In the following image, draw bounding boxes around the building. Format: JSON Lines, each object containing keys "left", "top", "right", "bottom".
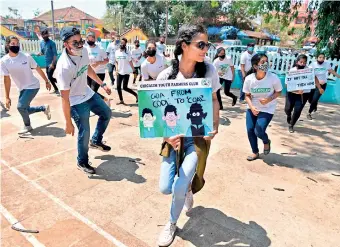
{"left": 0, "top": 16, "right": 25, "bottom": 31}
{"left": 119, "top": 27, "right": 148, "bottom": 43}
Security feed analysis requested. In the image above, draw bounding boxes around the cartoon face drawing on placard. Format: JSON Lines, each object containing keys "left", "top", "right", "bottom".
{"left": 186, "top": 103, "right": 211, "bottom": 136}
{"left": 140, "top": 108, "right": 156, "bottom": 138}
{"left": 162, "top": 105, "right": 181, "bottom": 137}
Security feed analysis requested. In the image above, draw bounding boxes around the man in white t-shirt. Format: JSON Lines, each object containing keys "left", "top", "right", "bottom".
{"left": 106, "top": 36, "right": 118, "bottom": 87}
{"left": 131, "top": 39, "right": 143, "bottom": 84}
{"left": 55, "top": 27, "right": 112, "bottom": 175}
{"left": 156, "top": 36, "right": 170, "bottom": 57}
{"left": 239, "top": 43, "right": 255, "bottom": 103}
{"left": 85, "top": 32, "right": 109, "bottom": 102}
{"left": 141, "top": 40, "right": 166, "bottom": 80}
{"left": 1, "top": 35, "right": 52, "bottom": 134}
{"left": 307, "top": 52, "right": 340, "bottom": 118}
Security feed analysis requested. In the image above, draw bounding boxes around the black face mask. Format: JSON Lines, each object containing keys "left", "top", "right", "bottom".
{"left": 135, "top": 44, "right": 140, "bottom": 48}
{"left": 120, "top": 44, "right": 126, "bottom": 50}
{"left": 219, "top": 55, "right": 226, "bottom": 59}
{"left": 297, "top": 65, "right": 305, "bottom": 69}
{"left": 146, "top": 49, "right": 156, "bottom": 57}
{"left": 43, "top": 36, "right": 49, "bottom": 41}
{"left": 317, "top": 60, "right": 324, "bottom": 65}
{"left": 9, "top": 46, "right": 20, "bottom": 54}
{"left": 160, "top": 41, "right": 164, "bottom": 44}
{"left": 87, "top": 41, "right": 95, "bottom": 46}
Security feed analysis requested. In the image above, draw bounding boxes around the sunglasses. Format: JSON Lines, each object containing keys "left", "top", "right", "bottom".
{"left": 68, "top": 39, "right": 84, "bottom": 48}
{"left": 190, "top": 41, "right": 212, "bottom": 50}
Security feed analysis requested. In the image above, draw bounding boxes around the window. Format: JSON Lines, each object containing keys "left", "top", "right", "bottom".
{"left": 296, "top": 17, "right": 305, "bottom": 24}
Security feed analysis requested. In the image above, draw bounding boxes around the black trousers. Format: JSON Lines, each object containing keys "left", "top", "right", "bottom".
{"left": 117, "top": 74, "right": 137, "bottom": 102}
{"left": 285, "top": 92, "right": 310, "bottom": 127}
{"left": 308, "top": 84, "right": 327, "bottom": 113}
{"left": 46, "top": 66, "right": 58, "bottom": 91}
{"left": 87, "top": 73, "right": 105, "bottom": 99}
{"left": 216, "top": 78, "right": 236, "bottom": 108}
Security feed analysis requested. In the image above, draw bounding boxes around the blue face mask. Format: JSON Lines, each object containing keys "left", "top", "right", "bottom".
{"left": 248, "top": 47, "right": 254, "bottom": 52}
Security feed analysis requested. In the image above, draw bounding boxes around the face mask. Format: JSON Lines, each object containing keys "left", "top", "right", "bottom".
{"left": 160, "top": 41, "right": 164, "bottom": 44}
{"left": 317, "top": 60, "right": 324, "bottom": 65}
{"left": 120, "top": 44, "right": 126, "bottom": 49}
{"left": 87, "top": 41, "right": 95, "bottom": 46}
{"left": 71, "top": 47, "right": 83, "bottom": 56}
{"left": 9, "top": 46, "right": 20, "bottom": 54}
{"left": 147, "top": 49, "right": 156, "bottom": 57}
{"left": 258, "top": 62, "right": 269, "bottom": 72}
{"left": 43, "top": 37, "right": 49, "bottom": 41}
{"left": 219, "top": 55, "right": 225, "bottom": 59}
{"left": 135, "top": 44, "right": 140, "bottom": 48}
{"left": 297, "top": 65, "right": 305, "bottom": 69}
{"left": 247, "top": 47, "right": 254, "bottom": 53}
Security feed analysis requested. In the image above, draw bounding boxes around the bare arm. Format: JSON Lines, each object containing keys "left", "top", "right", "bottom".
{"left": 60, "top": 90, "right": 74, "bottom": 136}
{"left": 87, "top": 65, "right": 104, "bottom": 86}
{"left": 231, "top": 66, "right": 235, "bottom": 82}
{"left": 129, "top": 61, "right": 135, "bottom": 71}
{"left": 4, "top": 76, "right": 11, "bottom": 99}
{"left": 35, "top": 66, "right": 51, "bottom": 91}
{"left": 212, "top": 92, "right": 220, "bottom": 132}
{"left": 329, "top": 69, "right": 340, "bottom": 78}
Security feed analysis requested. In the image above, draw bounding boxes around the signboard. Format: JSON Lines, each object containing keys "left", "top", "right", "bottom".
{"left": 285, "top": 68, "right": 315, "bottom": 92}
{"left": 138, "top": 79, "right": 213, "bottom": 138}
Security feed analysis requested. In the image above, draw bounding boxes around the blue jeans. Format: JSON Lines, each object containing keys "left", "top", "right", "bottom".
{"left": 238, "top": 70, "right": 245, "bottom": 101}
{"left": 71, "top": 93, "right": 112, "bottom": 165}
{"left": 17, "top": 88, "right": 45, "bottom": 126}
{"left": 246, "top": 109, "right": 273, "bottom": 154}
{"left": 159, "top": 138, "right": 198, "bottom": 223}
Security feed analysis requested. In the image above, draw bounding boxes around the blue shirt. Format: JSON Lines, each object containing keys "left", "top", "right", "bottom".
{"left": 163, "top": 124, "right": 181, "bottom": 137}
{"left": 40, "top": 39, "right": 57, "bottom": 67}
{"left": 142, "top": 127, "right": 156, "bottom": 138}
{"left": 186, "top": 124, "right": 211, "bottom": 137}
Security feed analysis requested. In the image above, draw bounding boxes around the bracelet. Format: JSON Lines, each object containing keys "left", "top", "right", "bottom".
{"left": 101, "top": 83, "right": 107, "bottom": 88}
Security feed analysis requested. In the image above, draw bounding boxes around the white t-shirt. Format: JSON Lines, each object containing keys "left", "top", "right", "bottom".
{"left": 106, "top": 42, "right": 117, "bottom": 64}
{"left": 115, "top": 49, "right": 132, "bottom": 75}
{"left": 54, "top": 48, "right": 94, "bottom": 106}
{"left": 156, "top": 42, "right": 166, "bottom": 56}
{"left": 85, "top": 45, "right": 107, "bottom": 74}
{"left": 288, "top": 67, "right": 311, "bottom": 93}
{"left": 131, "top": 47, "right": 143, "bottom": 67}
{"left": 157, "top": 62, "right": 221, "bottom": 93}
{"left": 240, "top": 51, "right": 255, "bottom": 72}
{"left": 0, "top": 52, "right": 40, "bottom": 91}
{"left": 309, "top": 61, "right": 331, "bottom": 84}
{"left": 213, "top": 56, "right": 234, "bottom": 80}
{"left": 243, "top": 72, "right": 282, "bottom": 114}
{"left": 141, "top": 55, "right": 165, "bottom": 80}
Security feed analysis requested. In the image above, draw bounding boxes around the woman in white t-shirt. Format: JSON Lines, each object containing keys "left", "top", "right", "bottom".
{"left": 243, "top": 54, "right": 282, "bottom": 161}
{"left": 0, "top": 35, "right": 52, "bottom": 134}
{"left": 213, "top": 47, "right": 237, "bottom": 109}
{"left": 156, "top": 24, "right": 220, "bottom": 247}
{"left": 307, "top": 53, "right": 340, "bottom": 119}
{"left": 140, "top": 40, "right": 166, "bottom": 81}
{"left": 115, "top": 38, "right": 138, "bottom": 104}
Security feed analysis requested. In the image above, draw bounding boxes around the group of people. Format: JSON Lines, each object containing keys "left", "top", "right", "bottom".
{"left": 1, "top": 23, "right": 339, "bottom": 247}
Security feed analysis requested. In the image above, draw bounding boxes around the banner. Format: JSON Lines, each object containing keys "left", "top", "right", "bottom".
{"left": 285, "top": 68, "right": 315, "bottom": 92}
{"left": 138, "top": 79, "right": 213, "bottom": 138}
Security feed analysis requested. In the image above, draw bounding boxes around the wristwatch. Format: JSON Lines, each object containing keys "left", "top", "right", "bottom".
{"left": 101, "top": 83, "right": 107, "bottom": 88}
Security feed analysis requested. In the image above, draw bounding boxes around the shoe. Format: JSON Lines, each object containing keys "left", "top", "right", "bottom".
{"left": 307, "top": 113, "right": 312, "bottom": 120}
{"left": 289, "top": 126, "right": 294, "bottom": 133}
{"left": 263, "top": 140, "right": 271, "bottom": 155}
{"left": 55, "top": 90, "right": 60, "bottom": 96}
{"left": 232, "top": 96, "right": 237, "bottom": 106}
{"left": 18, "top": 125, "right": 33, "bottom": 134}
{"left": 117, "top": 101, "right": 125, "bottom": 105}
{"left": 247, "top": 153, "right": 259, "bottom": 161}
{"left": 158, "top": 222, "right": 177, "bottom": 247}
{"left": 89, "top": 140, "right": 111, "bottom": 152}
{"left": 219, "top": 106, "right": 223, "bottom": 110}
{"left": 287, "top": 115, "right": 291, "bottom": 125}
{"left": 183, "top": 190, "right": 194, "bottom": 212}
{"left": 77, "top": 163, "right": 96, "bottom": 174}
{"left": 44, "top": 104, "right": 51, "bottom": 120}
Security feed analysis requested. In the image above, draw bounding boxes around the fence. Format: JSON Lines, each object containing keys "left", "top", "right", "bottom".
{"left": 4, "top": 39, "right": 339, "bottom": 77}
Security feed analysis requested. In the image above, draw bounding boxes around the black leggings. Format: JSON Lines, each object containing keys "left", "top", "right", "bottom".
{"left": 308, "top": 84, "right": 327, "bottom": 113}
{"left": 216, "top": 78, "right": 236, "bottom": 108}
{"left": 117, "top": 74, "right": 137, "bottom": 102}
{"left": 285, "top": 92, "right": 310, "bottom": 127}
{"left": 46, "top": 67, "right": 58, "bottom": 91}
{"left": 87, "top": 74, "right": 105, "bottom": 99}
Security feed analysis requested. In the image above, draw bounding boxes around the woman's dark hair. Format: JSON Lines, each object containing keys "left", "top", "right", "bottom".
{"left": 144, "top": 40, "right": 157, "bottom": 58}
{"left": 168, "top": 24, "right": 207, "bottom": 79}
{"left": 246, "top": 54, "right": 268, "bottom": 76}
{"left": 317, "top": 52, "right": 325, "bottom": 58}
{"left": 5, "top": 35, "right": 19, "bottom": 54}
{"left": 296, "top": 54, "right": 308, "bottom": 63}
{"left": 120, "top": 37, "right": 128, "bottom": 53}
{"left": 214, "top": 47, "right": 225, "bottom": 61}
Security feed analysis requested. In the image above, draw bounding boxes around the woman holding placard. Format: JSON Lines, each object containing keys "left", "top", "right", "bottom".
{"left": 285, "top": 54, "right": 322, "bottom": 133}
{"left": 155, "top": 24, "right": 220, "bottom": 247}
{"left": 242, "top": 54, "right": 282, "bottom": 161}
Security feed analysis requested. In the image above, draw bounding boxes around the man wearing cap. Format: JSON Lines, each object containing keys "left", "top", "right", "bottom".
{"left": 239, "top": 43, "right": 255, "bottom": 103}
{"left": 54, "top": 27, "right": 112, "bottom": 175}
{"left": 40, "top": 28, "right": 59, "bottom": 95}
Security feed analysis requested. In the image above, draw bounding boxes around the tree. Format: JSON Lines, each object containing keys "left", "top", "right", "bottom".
{"left": 221, "top": 1, "right": 256, "bottom": 30}
{"left": 33, "top": 8, "right": 42, "bottom": 17}
{"left": 4, "top": 7, "right": 22, "bottom": 20}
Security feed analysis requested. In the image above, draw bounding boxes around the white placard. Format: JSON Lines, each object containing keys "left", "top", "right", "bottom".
{"left": 285, "top": 68, "right": 315, "bottom": 92}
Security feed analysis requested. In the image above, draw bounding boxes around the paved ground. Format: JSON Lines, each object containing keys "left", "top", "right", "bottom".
{"left": 1, "top": 71, "right": 340, "bottom": 247}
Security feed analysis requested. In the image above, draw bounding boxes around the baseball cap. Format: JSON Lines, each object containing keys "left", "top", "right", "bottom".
{"left": 60, "top": 26, "right": 80, "bottom": 41}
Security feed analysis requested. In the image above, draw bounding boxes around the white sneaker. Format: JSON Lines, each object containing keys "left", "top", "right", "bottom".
{"left": 183, "top": 190, "right": 194, "bottom": 212}
{"left": 44, "top": 104, "right": 51, "bottom": 120}
{"left": 18, "top": 125, "right": 33, "bottom": 134}
{"left": 158, "top": 222, "right": 177, "bottom": 247}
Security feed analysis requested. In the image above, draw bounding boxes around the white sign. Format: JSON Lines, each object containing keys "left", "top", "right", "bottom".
{"left": 285, "top": 68, "right": 315, "bottom": 92}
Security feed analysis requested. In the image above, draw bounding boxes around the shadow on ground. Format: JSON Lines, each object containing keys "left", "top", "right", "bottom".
{"left": 110, "top": 110, "right": 132, "bottom": 118}
{"left": 18, "top": 122, "right": 66, "bottom": 138}
{"left": 178, "top": 206, "right": 271, "bottom": 247}
{"left": 89, "top": 154, "right": 146, "bottom": 184}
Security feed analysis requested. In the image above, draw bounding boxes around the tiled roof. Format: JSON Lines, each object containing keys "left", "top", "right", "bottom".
{"left": 0, "top": 16, "right": 25, "bottom": 27}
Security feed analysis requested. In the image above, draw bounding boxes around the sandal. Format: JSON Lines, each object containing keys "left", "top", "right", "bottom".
{"left": 247, "top": 153, "right": 260, "bottom": 161}
{"left": 264, "top": 140, "right": 271, "bottom": 155}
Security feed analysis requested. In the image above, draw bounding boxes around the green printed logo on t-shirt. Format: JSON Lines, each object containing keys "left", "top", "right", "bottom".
{"left": 251, "top": 88, "right": 271, "bottom": 93}
{"left": 219, "top": 64, "right": 230, "bottom": 74}
{"left": 76, "top": 65, "right": 88, "bottom": 78}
